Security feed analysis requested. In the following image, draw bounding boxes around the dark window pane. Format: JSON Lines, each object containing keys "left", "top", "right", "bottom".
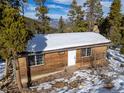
{"left": 81, "top": 48, "right": 91, "bottom": 57}
{"left": 87, "top": 48, "right": 91, "bottom": 56}
{"left": 81, "top": 48, "right": 87, "bottom": 56}
{"left": 28, "top": 55, "right": 35, "bottom": 66}
{"left": 36, "top": 54, "right": 44, "bottom": 65}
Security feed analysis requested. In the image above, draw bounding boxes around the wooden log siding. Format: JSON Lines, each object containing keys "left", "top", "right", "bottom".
{"left": 18, "top": 45, "right": 108, "bottom": 82}
{"left": 18, "top": 57, "right": 28, "bottom": 79}
{"left": 19, "top": 51, "right": 68, "bottom": 79}
{"left": 76, "top": 46, "right": 107, "bottom": 68}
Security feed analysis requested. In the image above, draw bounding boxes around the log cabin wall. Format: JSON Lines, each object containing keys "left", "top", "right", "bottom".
{"left": 30, "top": 51, "right": 68, "bottom": 76}
{"left": 18, "top": 45, "right": 108, "bottom": 83}
{"left": 18, "top": 51, "right": 68, "bottom": 80}
{"left": 76, "top": 45, "right": 108, "bottom": 68}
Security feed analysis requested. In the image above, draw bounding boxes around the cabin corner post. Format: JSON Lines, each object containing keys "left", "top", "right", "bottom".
{"left": 18, "top": 56, "right": 29, "bottom": 88}
{"left": 13, "top": 54, "right": 23, "bottom": 91}
{"left": 64, "top": 51, "right": 67, "bottom": 72}
{"left": 25, "top": 56, "right": 32, "bottom": 88}
{"left": 91, "top": 49, "right": 96, "bottom": 68}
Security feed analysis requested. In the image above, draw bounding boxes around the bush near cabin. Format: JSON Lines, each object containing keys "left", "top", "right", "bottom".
{"left": 120, "top": 46, "right": 124, "bottom": 54}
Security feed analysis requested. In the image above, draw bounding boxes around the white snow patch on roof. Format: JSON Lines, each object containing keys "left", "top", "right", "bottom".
{"left": 26, "top": 32, "right": 111, "bottom": 52}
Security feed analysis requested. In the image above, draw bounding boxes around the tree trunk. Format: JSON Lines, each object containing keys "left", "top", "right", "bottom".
{"left": 12, "top": 59, "right": 16, "bottom": 80}
{"left": 4, "top": 59, "right": 8, "bottom": 77}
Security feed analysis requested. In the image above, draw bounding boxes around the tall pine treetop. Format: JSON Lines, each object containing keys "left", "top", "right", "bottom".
{"left": 68, "top": 0, "right": 87, "bottom": 32}
{"left": 68, "top": 0, "right": 84, "bottom": 22}
{"left": 108, "top": 0, "right": 122, "bottom": 45}
{"left": 34, "top": 0, "right": 50, "bottom": 34}
{"left": 109, "top": 0, "right": 122, "bottom": 26}
{"left": 85, "top": 0, "right": 103, "bottom": 31}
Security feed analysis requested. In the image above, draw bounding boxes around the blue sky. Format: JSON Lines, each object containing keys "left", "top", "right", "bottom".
{"left": 24, "top": 0, "right": 124, "bottom": 19}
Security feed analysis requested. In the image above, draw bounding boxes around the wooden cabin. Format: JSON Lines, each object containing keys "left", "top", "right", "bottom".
{"left": 18, "top": 32, "right": 111, "bottom": 85}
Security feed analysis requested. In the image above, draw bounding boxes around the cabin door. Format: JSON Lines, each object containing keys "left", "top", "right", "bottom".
{"left": 68, "top": 50, "right": 76, "bottom": 66}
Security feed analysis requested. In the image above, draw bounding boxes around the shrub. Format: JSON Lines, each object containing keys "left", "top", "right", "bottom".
{"left": 120, "top": 46, "right": 124, "bottom": 54}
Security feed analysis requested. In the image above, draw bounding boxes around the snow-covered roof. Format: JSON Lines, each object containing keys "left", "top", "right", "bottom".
{"left": 26, "top": 32, "right": 111, "bottom": 52}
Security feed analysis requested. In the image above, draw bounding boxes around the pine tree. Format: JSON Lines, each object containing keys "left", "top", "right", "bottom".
{"left": 58, "top": 16, "right": 65, "bottom": 33}
{"left": 68, "top": 0, "right": 87, "bottom": 32}
{"left": 108, "top": 0, "right": 122, "bottom": 46}
{"left": 34, "top": 0, "right": 50, "bottom": 34}
{"left": 85, "top": 0, "right": 103, "bottom": 31}
{"left": 0, "top": 0, "right": 13, "bottom": 80}
{"left": 0, "top": 1, "right": 33, "bottom": 91}
{"left": 120, "top": 15, "right": 124, "bottom": 54}
{"left": 0, "top": 0, "right": 6, "bottom": 28}
{"left": 99, "top": 17, "right": 110, "bottom": 37}
{"left": 120, "top": 15, "right": 124, "bottom": 43}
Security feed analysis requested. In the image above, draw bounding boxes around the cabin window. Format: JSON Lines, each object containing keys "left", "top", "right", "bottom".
{"left": 28, "top": 54, "right": 44, "bottom": 66}
{"left": 81, "top": 48, "right": 91, "bottom": 57}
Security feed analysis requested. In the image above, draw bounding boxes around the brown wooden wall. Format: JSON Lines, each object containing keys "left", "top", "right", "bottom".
{"left": 18, "top": 45, "right": 108, "bottom": 83}
{"left": 30, "top": 51, "right": 68, "bottom": 76}
{"left": 76, "top": 46, "right": 107, "bottom": 68}
{"left": 18, "top": 51, "right": 68, "bottom": 80}
{"left": 18, "top": 57, "right": 28, "bottom": 79}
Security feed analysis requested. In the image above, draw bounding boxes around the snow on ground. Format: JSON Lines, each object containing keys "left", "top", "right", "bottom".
{"left": 31, "top": 49, "right": 124, "bottom": 93}
{"left": 0, "top": 60, "right": 5, "bottom": 80}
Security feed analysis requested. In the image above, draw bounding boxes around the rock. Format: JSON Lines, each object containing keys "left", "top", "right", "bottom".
{"left": 53, "top": 82, "right": 65, "bottom": 88}
{"left": 69, "top": 80, "right": 79, "bottom": 89}
{"left": 120, "top": 64, "right": 124, "bottom": 67}
{"left": 103, "top": 82, "right": 114, "bottom": 89}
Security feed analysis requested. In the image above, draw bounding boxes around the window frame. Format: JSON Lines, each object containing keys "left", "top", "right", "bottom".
{"left": 81, "top": 48, "right": 92, "bottom": 57}
{"left": 28, "top": 53, "right": 45, "bottom": 67}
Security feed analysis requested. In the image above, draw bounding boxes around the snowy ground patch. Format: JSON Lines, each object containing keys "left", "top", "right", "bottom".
{"left": 0, "top": 60, "right": 5, "bottom": 80}
{"left": 30, "top": 49, "right": 124, "bottom": 93}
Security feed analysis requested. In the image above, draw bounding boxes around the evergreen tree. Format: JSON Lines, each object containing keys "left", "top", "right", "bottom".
{"left": 120, "top": 15, "right": 124, "bottom": 42}
{"left": 85, "top": 0, "right": 103, "bottom": 31}
{"left": 0, "top": 0, "right": 6, "bottom": 28}
{"left": 0, "top": 1, "right": 32, "bottom": 91}
{"left": 58, "top": 16, "right": 65, "bottom": 33}
{"left": 120, "top": 15, "right": 124, "bottom": 54}
{"left": 108, "top": 0, "right": 122, "bottom": 45}
{"left": 0, "top": 0, "right": 13, "bottom": 79}
{"left": 34, "top": 0, "right": 50, "bottom": 34}
{"left": 99, "top": 17, "right": 110, "bottom": 37}
{"left": 68, "top": 0, "right": 87, "bottom": 32}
